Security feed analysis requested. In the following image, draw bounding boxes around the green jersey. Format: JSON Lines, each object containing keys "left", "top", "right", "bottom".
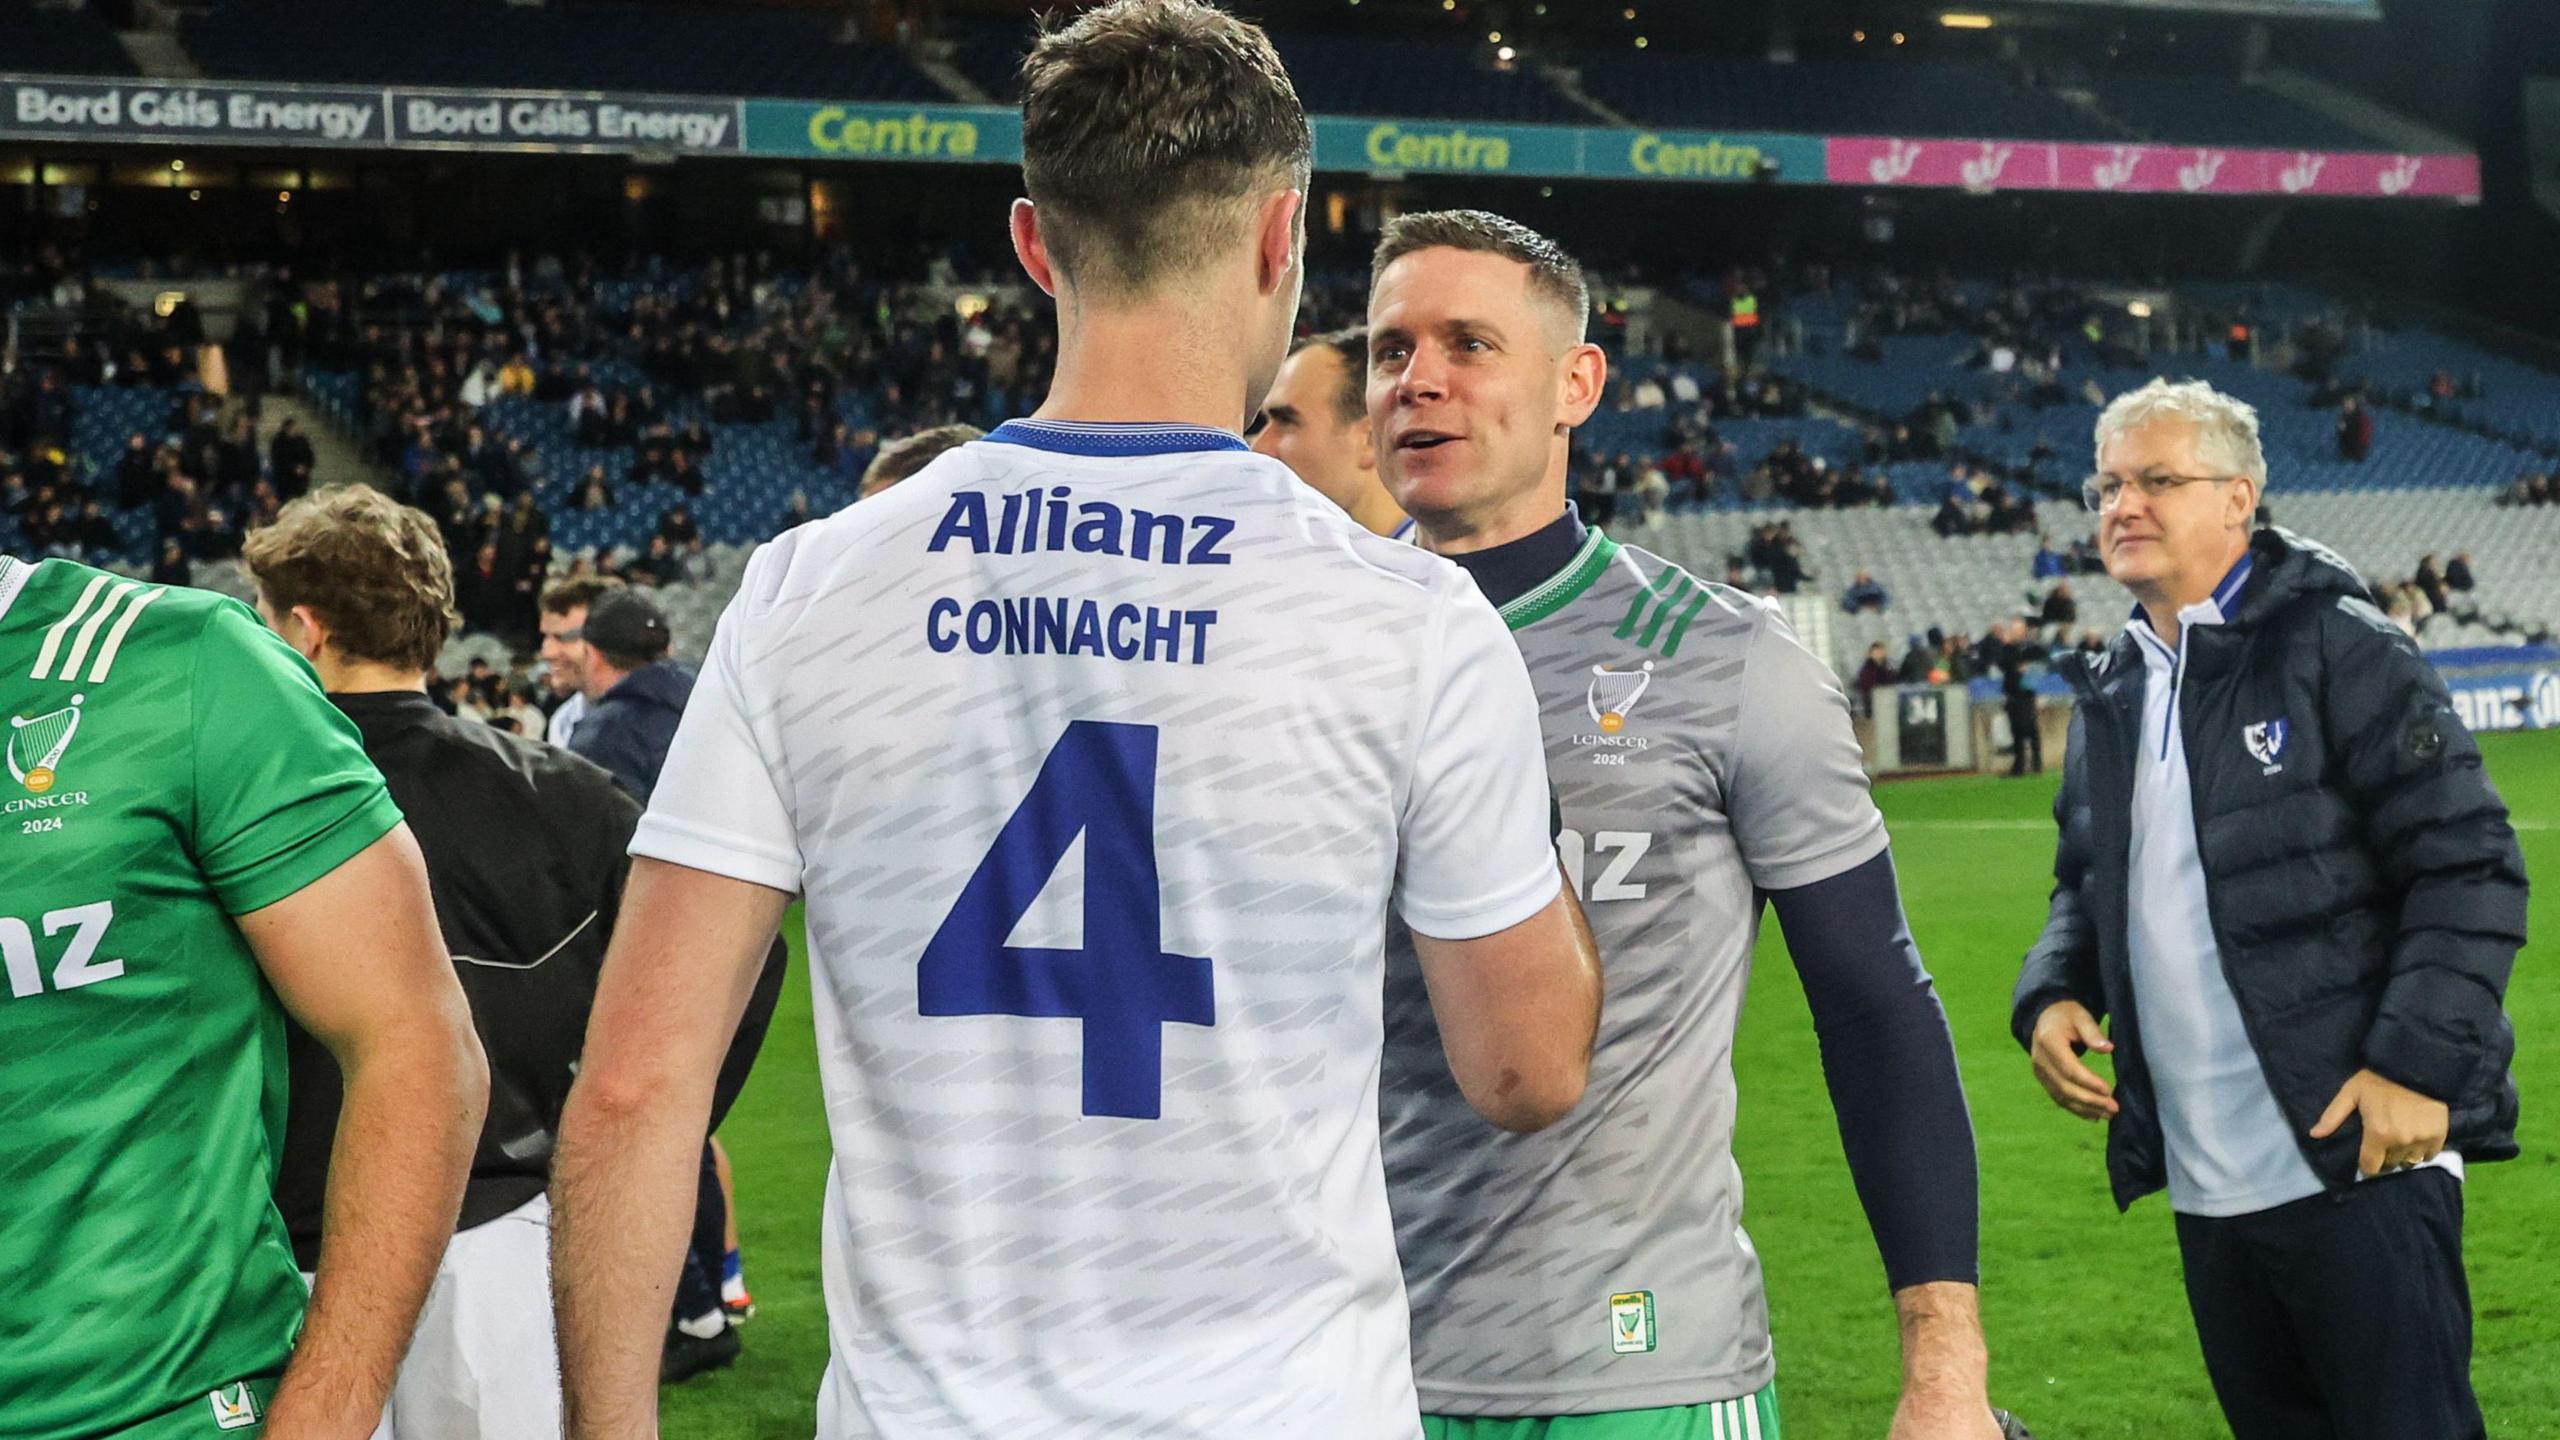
{"left": 0, "top": 557, "right": 403, "bottom": 1440}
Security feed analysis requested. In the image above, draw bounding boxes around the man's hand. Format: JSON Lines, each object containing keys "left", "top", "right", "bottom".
{"left": 2309, "top": 1067, "right": 2449, "bottom": 1176}
{"left": 1889, "top": 1282, "right": 2001, "bottom": 1440}
{"left": 2027, "top": 1000, "right": 2116, "bottom": 1120}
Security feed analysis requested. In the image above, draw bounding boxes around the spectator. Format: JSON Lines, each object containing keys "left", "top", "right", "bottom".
{"left": 2414, "top": 554, "right": 2448, "bottom": 614}
{"left": 2032, "top": 534, "right": 2068, "bottom": 580}
{"left": 1938, "top": 631, "right": 1976, "bottom": 683}
{"left": 455, "top": 542, "right": 513, "bottom": 636}
{"left": 2336, "top": 395, "right": 2373, "bottom": 463}
{"left": 1854, "top": 642, "right": 1895, "bottom": 716}
{"left": 624, "top": 536, "right": 677, "bottom": 589}
{"left": 666, "top": 448, "right": 707, "bottom": 497}
{"left": 1633, "top": 461, "right": 1670, "bottom": 529}
{"left": 1991, "top": 617, "right": 2045, "bottom": 777}
{"left": 2040, "top": 581, "right": 2079, "bottom": 635}
{"left": 658, "top": 503, "right": 703, "bottom": 556}
{"left": 2446, "top": 552, "right": 2475, "bottom": 593}
{"left": 563, "top": 589, "right": 685, "bottom": 805}
{"left": 1766, "top": 527, "right": 1807, "bottom": 594}
{"left": 1932, "top": 491, "right": 1973, "bottom": 539}
{"left": 1897, "top": 635, "right": 1936, "bottom": 686}
{"left": 574, "top": 467, "right": 617, "bottom": 512}
{"left": 269, "top": 417, "right": 317, "bottom": 500}
{"left": 149, "top": 537, "right": 192, "bottom": 588}
{"left": 1579, "top": 456, "right": 1619, "bottom": 528}
{"left": 115, "top": 432, "right": 158, "bottom": 508}
{"left": 1841, "top": 570, "right": 1889, "bottom": 614}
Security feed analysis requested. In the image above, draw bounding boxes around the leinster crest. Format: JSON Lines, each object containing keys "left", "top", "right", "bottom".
{"left": 1586, "top": 662, "right": 1655, "bottom": 736}
{"left": 7, "top": 694, "right": 83, "bottom": 794}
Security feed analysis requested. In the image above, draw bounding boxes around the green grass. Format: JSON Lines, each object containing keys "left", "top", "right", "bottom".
{"left": 666, "top": 730, "right": 2560, "bottom": 1438}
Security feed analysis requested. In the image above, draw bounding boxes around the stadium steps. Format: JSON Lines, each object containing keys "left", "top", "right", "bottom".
{"left": 907, "top": 45, "right": 990, "bottom": 106}
{"left": 270, "top": 394, "right": 399, "bottom": 498}
{"left": 120, "top": 27, "right": 204, "bottom": 80}
{"left": 1539, "top": 61, "right": 1633, "bottom": 128}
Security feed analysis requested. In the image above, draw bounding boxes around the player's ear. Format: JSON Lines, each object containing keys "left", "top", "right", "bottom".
{"left": 284, "top": 604, "right": 330, "bottom": 664}
{"left": 1010, "top": 199, "right": 1060, "bottom": 300}
{"left": 1254, "top": 188, "right": 1305, "bottom": 298}
{"left": 1556, "top": 342, "right": 1607, "bottom": 432}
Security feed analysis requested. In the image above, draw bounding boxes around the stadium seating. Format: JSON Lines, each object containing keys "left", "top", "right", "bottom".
{"left": 1606, "top": 486, "right": 2560, "bottom": 678}
{"left": 2069, "top": 73, "right": 2386, "bottom": 152}
{"left": 1574, "top": 56, "right": 2118, "bottom": 143}
{"left": 0, "top": 0, "right": 136, "bottom": 77}
{"left": 184, "top": 0, "right": 943, "bottom": 99}
{"left": 956, "top": 27, "right": 1583, "bottom": 123}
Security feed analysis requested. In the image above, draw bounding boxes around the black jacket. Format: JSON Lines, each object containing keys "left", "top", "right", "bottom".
{"left": 278, "top": 691, "right": 786, "bottom": 1266}
{"left": 279, "top": 692, "right": 639, "bottom": 1265}
{"left": 571, "top": 660, "right": 693, "bottom": 805}
{"left": 2011, "top": 528, "right": 2527, "bottom": 1211}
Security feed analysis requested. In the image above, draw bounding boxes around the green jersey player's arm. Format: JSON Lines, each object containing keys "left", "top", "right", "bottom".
{"left": 188, "top": 603, "right": 490, "bottom": 1437}
{"left": 239, "top": 828, "right": 490, "bottom": 1437}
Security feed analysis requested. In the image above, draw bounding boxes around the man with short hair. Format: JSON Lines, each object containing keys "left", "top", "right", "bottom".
{"left": 537, "top": 575, "right": 623, "bottom": 748}
{"left": 1366, "top": 210, "right": 2004, "bottom": 1440}
{"left": 858, "top": 423, "right": 985, "bottom": 500}
{"left": 0, "top": 540, "right": 487, "bottom": 1438}
{"left": 549, "top": 7, "right": 1599, "bottom": 1434}
{"left": 565, "top": 590, "right": 688, "bottom": 805}
{"left": 1251, "top": 326, "right": 1410, "bottom": 537}
{"left": 245, "top": 486, "right": 640, "bottom": 1440}
{"left": 2016, "top": 378, "right": 2524, "bottom": 1440}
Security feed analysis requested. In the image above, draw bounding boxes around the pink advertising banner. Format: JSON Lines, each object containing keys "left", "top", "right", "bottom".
{"left": 1824, "top": 136, "right": 2480, "bottom": 201}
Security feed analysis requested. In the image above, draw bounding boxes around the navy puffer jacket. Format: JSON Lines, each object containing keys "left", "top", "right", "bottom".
{"left": 2012, "top": 527, "right": 2527, "bottom": 1210}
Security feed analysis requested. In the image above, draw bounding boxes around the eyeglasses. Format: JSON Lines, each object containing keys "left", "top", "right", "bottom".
{"left": 2082, "top": 472, "right": 2236, "bottom": 514}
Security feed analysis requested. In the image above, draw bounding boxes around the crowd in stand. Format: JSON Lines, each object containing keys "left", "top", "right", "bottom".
{"left": 2498, "top": 471, "right": 2558, "bottom": 507}
{"left": 1930, "top": 462, "right": 2040, "bottom": 538}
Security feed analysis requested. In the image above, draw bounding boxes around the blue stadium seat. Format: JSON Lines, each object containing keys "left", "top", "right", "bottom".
{"left": 0, "top": 0, "right": 136, "bottom": 77}
{"left": 2073, "top": 73, "right": 2386, "bottom": 152}
{"left": 1575, "top": 55, "right": 2118, "bottom": 143}
{"left": 186, "top": 0, "right": 943, "bottom": 99}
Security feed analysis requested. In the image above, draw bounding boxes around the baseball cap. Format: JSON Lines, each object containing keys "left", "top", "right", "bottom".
{"left": 582, "top": 588, "right": 672, "bottom": 661}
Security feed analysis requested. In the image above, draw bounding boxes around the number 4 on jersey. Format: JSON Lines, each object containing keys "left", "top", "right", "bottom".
{"left": 918, "top": 721, "right": 1214, "bottom": 1120}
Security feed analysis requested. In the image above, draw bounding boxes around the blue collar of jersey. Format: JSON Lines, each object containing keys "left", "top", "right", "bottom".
{"left": 1443, "top": 504, "right": 1588, "bottom": 612}
{"left": 984, "top": 419, "right": 1250, "bottom": 457}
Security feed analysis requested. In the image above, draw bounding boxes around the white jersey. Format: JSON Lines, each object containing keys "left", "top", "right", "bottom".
{"left": 632, "top": 419, "right": 1561, "bottom": 1440}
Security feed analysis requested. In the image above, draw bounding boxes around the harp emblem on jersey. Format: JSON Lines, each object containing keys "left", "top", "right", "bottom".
{"left": 7, "top": 693, "right": 82, "bottom": 794}
{"left": 1586, "top": 662, "right": 1655, "bottom": 735}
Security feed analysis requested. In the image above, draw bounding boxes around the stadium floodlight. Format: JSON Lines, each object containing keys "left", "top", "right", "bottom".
{"left": 1498, "top": 45, "right": 1517, "bottom": 61}
{"left": 1941, "top": 12, "right": 1996, "bottom": 28}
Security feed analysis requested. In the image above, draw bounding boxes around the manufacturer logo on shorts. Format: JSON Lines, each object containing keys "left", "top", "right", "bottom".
{"left": 208, "top": 1381, "right": 260, "bottom": 1431}
{"left": 2244, "top": 716, "right": 2287, "bottom": 775}
{"left": 7, "top": 693, "right": 82, "bottom": 794}
{"left": 1609, "top": 1289, "right": 1657, "bottom": 1354}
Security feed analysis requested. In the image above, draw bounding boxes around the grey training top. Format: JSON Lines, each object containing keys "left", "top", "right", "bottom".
{"left": 1382, "top": 529, "right": 1889, "bottom": 1416}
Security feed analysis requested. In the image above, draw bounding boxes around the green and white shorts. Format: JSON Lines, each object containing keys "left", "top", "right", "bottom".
{"left": 1423, "top": 1382, "right": 1782, "bottom": 1440}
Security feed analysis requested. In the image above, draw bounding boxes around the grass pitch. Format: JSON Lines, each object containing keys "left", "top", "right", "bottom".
{"left": 667, "top": 731, "right": 2559, "bottom": 1439}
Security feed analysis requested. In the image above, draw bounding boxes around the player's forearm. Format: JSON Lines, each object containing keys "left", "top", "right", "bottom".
{"left": 1893, "top": 1281, "right": 1991, "bottom": 1408}
{"left": 552, "top": 1060, "right": 719, "bottom": 1439}
{"left": 270, "top": 1016, "right": 487, "bottom": 1437}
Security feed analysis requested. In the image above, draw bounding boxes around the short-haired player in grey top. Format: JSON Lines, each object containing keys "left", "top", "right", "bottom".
{"left": 1366, "top": 210, "right": 2010, "bottom": 1440}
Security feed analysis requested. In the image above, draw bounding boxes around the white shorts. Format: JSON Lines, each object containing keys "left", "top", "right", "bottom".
{"left": 304, "top": 1192, "right": 563, "bottom": 1440}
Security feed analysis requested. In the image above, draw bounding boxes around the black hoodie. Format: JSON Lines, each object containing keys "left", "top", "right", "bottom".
{"left": 2012, "top": 527, "right": 2527, "bottom": 1210}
